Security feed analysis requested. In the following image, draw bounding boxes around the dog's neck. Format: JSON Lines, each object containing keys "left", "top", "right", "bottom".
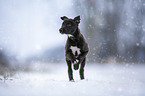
{"left": 67, "top": 28, "right": 80, "bottom": 39}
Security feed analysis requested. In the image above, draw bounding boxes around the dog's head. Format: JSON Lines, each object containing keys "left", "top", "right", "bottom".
{"left": 59, "top": 16, "right": 80, "bottom": 35}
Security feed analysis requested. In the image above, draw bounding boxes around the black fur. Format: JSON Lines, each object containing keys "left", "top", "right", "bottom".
{"left": 59, "top": 16, "right": 89, "bottom": 81}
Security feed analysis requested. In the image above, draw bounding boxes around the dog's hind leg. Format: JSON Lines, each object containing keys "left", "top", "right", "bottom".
{"left": 79, "top": 58, "right": 86, "bottom": 80}
{"left": 66, "top": 59, "right": 74, "bottom": 81}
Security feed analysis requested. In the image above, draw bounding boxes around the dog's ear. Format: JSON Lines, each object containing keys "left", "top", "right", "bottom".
{"left": 61, "top": 16, "right": 68, "bottom": 20}
{"left": 74, "top": 16, "right": 80, "bottom": 24}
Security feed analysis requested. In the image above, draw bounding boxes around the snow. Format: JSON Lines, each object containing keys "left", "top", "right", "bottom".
{"left": 0, "top": 63, "right": 145, "bottom": 96}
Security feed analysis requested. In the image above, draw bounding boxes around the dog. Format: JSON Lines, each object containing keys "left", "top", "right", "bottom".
{"left": 59, "top": 16, "right": 89, "bottom": 81}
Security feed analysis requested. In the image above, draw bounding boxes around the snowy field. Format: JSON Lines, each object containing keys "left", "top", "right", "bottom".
{"left": 0, "top": 63, "right": 145, "bottom": 96}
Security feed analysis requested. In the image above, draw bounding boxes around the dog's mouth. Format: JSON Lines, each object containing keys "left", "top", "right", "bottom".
{"left": 60, "top": 32, "right": 65, "bottom": 34}
{"left": 59, "top": 28, "right": 69, "bottom": 35}
{"left": 59, "top": 28, "right": 76, "bottom": 38}
{"left": 59, "top": 29, "right": 70, "bottom": 35}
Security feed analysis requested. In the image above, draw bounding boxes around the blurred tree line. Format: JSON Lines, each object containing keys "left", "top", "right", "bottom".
{"left": 74, "top": 0, "right": 145, "bottom": 63}
{"left": 0, "top": 48, "right": 17, "bottom": 75}
{"left": 0, "top": 51, "right": 8, "bottom": 67}
{"left": 0, "top": 50, "right": 9, "bottom": 75}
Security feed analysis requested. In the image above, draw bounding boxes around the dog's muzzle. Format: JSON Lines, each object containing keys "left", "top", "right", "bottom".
{"left": 59, "top": 28, "right": 65, "bottom": 34}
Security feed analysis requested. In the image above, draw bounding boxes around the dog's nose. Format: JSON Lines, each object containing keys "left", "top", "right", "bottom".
{"left": 59, "top": 28, "right": 63, "bottom": 33}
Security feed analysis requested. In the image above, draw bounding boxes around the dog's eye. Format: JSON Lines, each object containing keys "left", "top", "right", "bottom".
{"left": 67, "top": 23, "right": 72, "bottom": 27}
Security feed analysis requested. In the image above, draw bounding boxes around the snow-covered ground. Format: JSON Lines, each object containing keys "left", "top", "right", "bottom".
{"left": 0, "top": 63, "right": 145, "bottom": 96}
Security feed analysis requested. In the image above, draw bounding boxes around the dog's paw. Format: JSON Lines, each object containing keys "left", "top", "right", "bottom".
{"left": 74, "top": 64, "right": 79, "bottom": 70}
{"left": 69, "top": 80, "right": 75, "bottom": 82}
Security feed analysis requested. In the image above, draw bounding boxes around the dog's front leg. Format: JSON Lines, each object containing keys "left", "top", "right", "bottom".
{"left": 79, "top": 58, "right": 86, "bottom": 80}
{"left": 66, "top": 59, "right": 74, "bottom": 81}
{"left": 65, "top": 50, "right": 76, "bottom": 63}
{"left": 77, "top": 51, "right": 88, "bottom": 64}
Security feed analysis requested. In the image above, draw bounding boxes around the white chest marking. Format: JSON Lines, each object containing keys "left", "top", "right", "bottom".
{"left": 67, "top": 34, "right": 73, "bottom": 38}
{"left": 70, "top": 46, "right": 81, "bottom": 55}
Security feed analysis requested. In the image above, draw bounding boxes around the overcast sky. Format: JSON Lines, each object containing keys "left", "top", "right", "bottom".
{"left": 0, "top": 0, "right": 76, "bottom": 58}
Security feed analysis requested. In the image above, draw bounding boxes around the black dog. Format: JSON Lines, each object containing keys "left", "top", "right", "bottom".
{"left": 59, "top": 16, "right": 89, "bottom": 81}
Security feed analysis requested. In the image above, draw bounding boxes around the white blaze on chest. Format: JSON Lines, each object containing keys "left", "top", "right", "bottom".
{"left": 67, "top": 34, "right": 73, "bottom": 37}
{"left": 70, "top": 46, "right": 81, "bottom": 56}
